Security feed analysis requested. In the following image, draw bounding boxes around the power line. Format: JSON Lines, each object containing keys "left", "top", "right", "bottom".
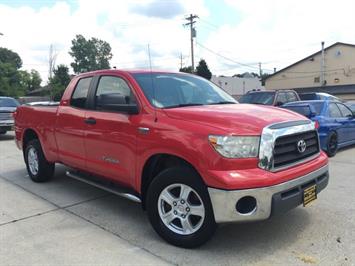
{"left": 196, "top": 41, "right": 271, "bottom": 71}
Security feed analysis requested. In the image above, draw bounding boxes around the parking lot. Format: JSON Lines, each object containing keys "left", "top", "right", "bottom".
{"left": 0, "top": 132, "right": 354, "bottom": 265}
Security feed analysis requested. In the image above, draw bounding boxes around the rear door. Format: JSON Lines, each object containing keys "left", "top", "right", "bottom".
{"left": 328, "top": 102, "right": 347, "bottom": 144}
{"left": 55, "top": 76, "right": 92, "bottom": 169}
{"left": 84, "top": 75, "right": 140, "bottom": 187}
{"left": 336, "top": 103, "right": 355, "bottom": 142}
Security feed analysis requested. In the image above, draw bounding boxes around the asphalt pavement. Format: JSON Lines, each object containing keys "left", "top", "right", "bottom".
{"left": 0, "top": 132, "right": 354, "bottom": 265}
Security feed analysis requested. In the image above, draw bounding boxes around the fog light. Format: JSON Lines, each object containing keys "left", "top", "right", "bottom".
{"left": 236, "top": 196, "right": 257, "bottom": 215}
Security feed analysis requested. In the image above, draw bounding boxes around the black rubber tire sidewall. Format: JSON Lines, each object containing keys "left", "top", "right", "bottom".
{"left": 24, "top": 139, "right": 54, "bottom": 182}
{"left": 326, "top": 132, "right": 338, "bottom": 157}
{"left": 146, "top": 167, "right": 216, "bottom": 248}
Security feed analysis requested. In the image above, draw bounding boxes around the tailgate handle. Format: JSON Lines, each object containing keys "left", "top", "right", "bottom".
{"left": 84, "top": 118, "right": 96, "bottom": 125}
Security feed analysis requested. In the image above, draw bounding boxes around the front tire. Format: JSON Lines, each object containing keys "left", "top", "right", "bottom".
{"left": 326, "top": 132, "right": 338, "bottom": 157}
{"left": 25, "top": 139, "right": 55, "bottom": 182}
{"left": 146, "top": 167, "right": 216, "bottom": 248}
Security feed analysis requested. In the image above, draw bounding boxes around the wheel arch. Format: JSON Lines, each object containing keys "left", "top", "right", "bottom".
{"left": 22, "top": 128, "right": 40, "bottom": 151}
{"left": 140, "top": 153, "right": 204, "bottom": 209}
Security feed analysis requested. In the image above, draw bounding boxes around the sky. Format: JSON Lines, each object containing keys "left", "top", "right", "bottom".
{"left": 1, "top": 0, "right": 355, "bottom": 84}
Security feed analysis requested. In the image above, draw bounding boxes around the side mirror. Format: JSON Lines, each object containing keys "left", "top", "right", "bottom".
{"left": 275, "top": 101, "right": 283, "bottom": 106}
{"left": 100, "top": 103, "right": 139, "bottom": 114}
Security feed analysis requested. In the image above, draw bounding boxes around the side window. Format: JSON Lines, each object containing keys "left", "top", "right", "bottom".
{"left": 95, "top": 76, "right": 136, "bottom": 110}
{"left": 337, "top": 103, "right": 352, "bottom": 118}
{"left": 71, "top": 77, "right": 92, "bottom": 109}
{"left": 328, "top": 103, "right": 342, "bottom": 118}
{"left": 276, "top": 92, "right": 287, "bottom": 105}
{"left": 286, "top": 92, "right": 298, "bottom": 102}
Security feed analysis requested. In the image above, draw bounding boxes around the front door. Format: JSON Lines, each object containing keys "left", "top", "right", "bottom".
{"left": 84, "top": 75, "right": 140, "bottom": 187}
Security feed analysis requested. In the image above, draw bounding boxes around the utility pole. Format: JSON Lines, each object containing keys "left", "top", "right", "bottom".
{"left": 320, "top": 41, "right": 325, "bottom": 86}
{"left": 184, "top": 14, "right": 198, "bottom": 71}
{"left": 258, "top": 62, "right": 262, "bottom": 78}
{"left": 179, "top": 53, "right": 183, "bottom": 70}
{"left": 48, "top": 44, "right": 57, "bottom": 81}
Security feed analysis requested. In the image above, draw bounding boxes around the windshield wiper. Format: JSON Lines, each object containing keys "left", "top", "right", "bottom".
{"left": 164, "top": 103, "right": 204, "bottom": 109}
{"left": 208, "top": 101, "right": 237, "bottom": 105}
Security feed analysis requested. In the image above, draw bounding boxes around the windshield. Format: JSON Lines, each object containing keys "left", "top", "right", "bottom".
{"left": 0, "top": 98, "right": 20, "bottom": 107}
{"left": 299, "top": 93, "right": 316, "bottom": 100}
{"left": 132, "top": 73, "right": 237, "bottom": 108}
{"left": 239, "top": 92, "right": 275, "bottom": 105}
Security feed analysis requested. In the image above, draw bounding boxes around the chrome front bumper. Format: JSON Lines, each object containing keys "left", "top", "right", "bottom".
{"left": 0, "top": 120, "right": 14, "bottom": 127}
{"left": 208, "top": 164, "right": 329, "bottom": 223}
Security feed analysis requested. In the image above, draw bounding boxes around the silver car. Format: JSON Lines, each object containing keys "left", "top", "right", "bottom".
{"left": 0, "top": 97, "right": 20, "bottom": 135}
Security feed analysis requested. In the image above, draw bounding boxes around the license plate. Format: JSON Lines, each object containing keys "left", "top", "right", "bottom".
{"left": 303, "top": 184, "right": 317, "bottom": 206}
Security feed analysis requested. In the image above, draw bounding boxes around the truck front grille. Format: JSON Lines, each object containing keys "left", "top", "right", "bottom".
{"left": 273, "top": 130, "right": 319, "bottom": 169}
{"left": 0, "top": 112, "right": 13, "bottom": 120}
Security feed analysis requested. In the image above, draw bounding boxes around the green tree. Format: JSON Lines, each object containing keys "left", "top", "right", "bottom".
{"left": 0, "top": 47, "right": 22, "bottom": 69}
{"left": 179, "top": 66, "right": 194, "bottom": 73}
{"left": 0, "top": 47, "right": 29, "bottom": 97}
{"left": 49, "top": 64, "right": 71, "bottom": 101}
{"left": 69, "top": 35, "right": 113, "bottom": 73}
{"left": 261, "top": 73, "right": 271, "bottom": 86}
{"left": 196, "top": 59, "right": 212, "bottom": 80}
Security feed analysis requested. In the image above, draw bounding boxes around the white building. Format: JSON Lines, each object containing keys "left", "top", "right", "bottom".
{"left": 211, "top": 75, "right": 264, "bottom": 98}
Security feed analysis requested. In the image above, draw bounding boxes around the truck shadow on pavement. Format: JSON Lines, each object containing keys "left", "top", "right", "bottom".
{"left": 1, "top": 165, "right": 311, "bottom": 265}
{"left": 0, "top": 134, "right": 14, "bottom": 141}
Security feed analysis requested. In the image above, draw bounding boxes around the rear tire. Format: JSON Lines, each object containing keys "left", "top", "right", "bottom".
{"left": 146, "top": 167, "right": 216, "bottom": 248}
{"left": 24, "top": 139, "right": 55, "bottom": 182}
{"left": 326, "top": 132, "right": 338, "bottom": 157}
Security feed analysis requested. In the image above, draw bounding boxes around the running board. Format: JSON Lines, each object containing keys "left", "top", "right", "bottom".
{"left": 66, "top": 171, "right": 141, "bottom": 203}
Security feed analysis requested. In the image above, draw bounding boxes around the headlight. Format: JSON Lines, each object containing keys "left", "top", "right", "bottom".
{"left": 209, "top": 135, "right": 260, "bottom": 158}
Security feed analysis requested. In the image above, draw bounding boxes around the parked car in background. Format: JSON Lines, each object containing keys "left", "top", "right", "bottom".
{"left": 283, "top": 100, "right": 355, "bottom": 156}
{"left": 299, "top": 92, "right": 343, "bottom": 102}
{"left": 0, "top": 96, "right": 20, "bottom": 135}
{"left": 239, "top": 90, "right": 300, "bottom": 106}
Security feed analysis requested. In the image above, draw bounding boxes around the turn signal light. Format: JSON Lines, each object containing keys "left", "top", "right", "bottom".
{"left": 314, "top": 120, "right": 320, "bottom": 129}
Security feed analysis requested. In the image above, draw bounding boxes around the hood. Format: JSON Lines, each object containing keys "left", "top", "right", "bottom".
{"left": 163, "top": 104, "right": 308, "bottom": 135}
{"left": 0, "top": 107, "right": 17, "bottom": 113}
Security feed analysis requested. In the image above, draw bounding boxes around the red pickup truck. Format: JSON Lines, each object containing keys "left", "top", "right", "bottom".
{"left": 14, "top": 70, "right": 329, "bottom": 248}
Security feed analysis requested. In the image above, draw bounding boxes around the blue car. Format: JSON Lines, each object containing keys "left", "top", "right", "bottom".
{"left": 282, "top": 100, "right": 355, "bottom": 157}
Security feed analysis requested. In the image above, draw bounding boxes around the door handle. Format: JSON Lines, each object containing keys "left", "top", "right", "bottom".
{"left": 84, "top": 118, "right": 96, "bottom": 125}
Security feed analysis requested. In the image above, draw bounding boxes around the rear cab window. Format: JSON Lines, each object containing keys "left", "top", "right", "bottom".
{"left": 275, "top": 92, "right": 287, "bottom": 105}
{"left": 286, "top": 92, "right": 298, "bottom": 102}
{"left": 70, "top": 77, "right": 92, "bottom": 109}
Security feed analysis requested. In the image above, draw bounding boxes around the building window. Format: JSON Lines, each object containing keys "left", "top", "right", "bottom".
{"left": 314, "top": 76, "right": 320, "bottom": 83}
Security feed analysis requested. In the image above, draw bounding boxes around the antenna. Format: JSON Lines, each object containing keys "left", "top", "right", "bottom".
{"left": 148, "top": 44, "right": 157, "bottom": 122}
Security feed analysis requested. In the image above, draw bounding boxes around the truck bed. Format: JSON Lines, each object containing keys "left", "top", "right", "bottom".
{"left": 14, "top": 105, "right": 59, "bottom": 161}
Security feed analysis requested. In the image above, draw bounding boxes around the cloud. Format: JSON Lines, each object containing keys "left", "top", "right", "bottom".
{"left": 197, "top": 0, "right": 355, "bottom": 76}
{"left": 0, "top": 0, "right": 207, "bottom": 83}
{"left": 130, "top": 0, "right": 185, "bottom": 19}
{"left": 2, "top": 0, "right": 353, "bottom": 84}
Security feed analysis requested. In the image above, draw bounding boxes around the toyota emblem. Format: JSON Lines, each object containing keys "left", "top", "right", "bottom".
{"left": 297, "top": 139, "right": 307, "bottom": 153}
